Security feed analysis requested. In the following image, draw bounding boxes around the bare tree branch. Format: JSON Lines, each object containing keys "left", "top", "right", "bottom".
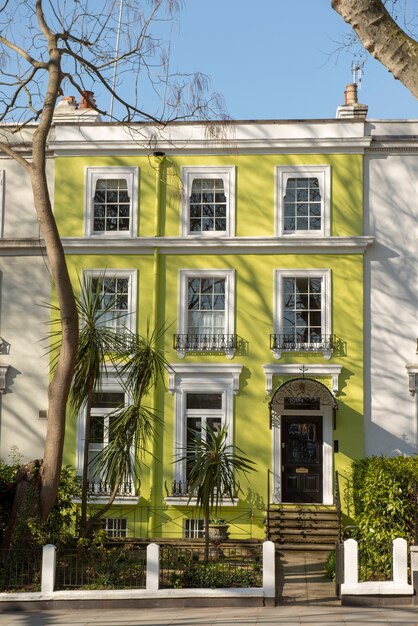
{"left": 0, "top": 34, "right": 46, "bottom": 68}
{"left": 0, "top": 139, "right": 31, "bottom": 169}
{"left": 35, "top": 0, "right": 53, "bottom": 43}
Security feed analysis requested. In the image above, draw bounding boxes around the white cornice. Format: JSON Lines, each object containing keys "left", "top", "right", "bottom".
{"left": 50, "top": 120, "right": 372, "bottom": 156}
{"left": 50, "top": 137, "right": 372, "bottom": 156}
{"left": 0, "top": 235, "right": 374, "bottom": 255}
{"left": 59, "top": 236, "right": 374, "bottom": 255}
{"left": 263, "top": 363, "right": 342, "bottom": 394}
{"left": 0, "top": 239, "right": 45, "bottom": 255}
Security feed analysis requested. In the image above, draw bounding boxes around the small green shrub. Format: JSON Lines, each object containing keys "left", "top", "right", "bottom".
{"left": 27, "top": 466, "right": 81, "bottom": 546}
{"left": 324, "top": 549, "right": 336, "bottom": 581}
{"left": 181, "top": 561, "right": 260, "bottom": 588}
{"left": 0, "top": 456, "right": 20, "bottom": 543}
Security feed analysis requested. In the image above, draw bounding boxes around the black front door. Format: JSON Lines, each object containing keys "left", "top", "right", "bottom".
{"left": 281, "top": 416, "right": 323, "bottom": 503}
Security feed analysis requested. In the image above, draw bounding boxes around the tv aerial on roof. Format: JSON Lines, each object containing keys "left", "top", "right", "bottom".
{"left": 351, "top": 60, "right": 365, "bottom": 90}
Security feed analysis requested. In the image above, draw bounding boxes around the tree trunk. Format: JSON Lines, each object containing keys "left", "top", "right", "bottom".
{"left": 332, "top": 0, "right": 418, "bottom": 99}
{"left": 1, "top": 461, "right": 42, "bottom": 551}
{"left": 81, "top": 480, "right": 121, "bottom": 539}
{"left": 29, "top": 43, "right": 78, "bottom": 522}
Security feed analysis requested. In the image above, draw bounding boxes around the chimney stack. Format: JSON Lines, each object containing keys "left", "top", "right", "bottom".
{"left": 336, "top": 83, "right": 368, "bottom": 120}
{"left": 53, "top": 93, "right": 101, "bottom": 123}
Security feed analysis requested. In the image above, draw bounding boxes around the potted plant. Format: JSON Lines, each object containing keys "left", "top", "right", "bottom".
{"left": 184, "top": 425, "right": 256, "bottom": 561}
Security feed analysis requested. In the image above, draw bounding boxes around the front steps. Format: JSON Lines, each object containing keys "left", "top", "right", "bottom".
{"left": 266, "top": 504, "right": 339, "bottom": 551}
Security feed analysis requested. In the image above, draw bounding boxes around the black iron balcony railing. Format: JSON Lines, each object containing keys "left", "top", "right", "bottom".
{"left": 170, "top": 479, "right": 190, "bottom": 497}
{"left": 270, "top": 333, "right": 335, "bottom": 360}
{"left": 173, "top": 333, "right": 237, "bottom": 358}
{"left": 87, "top": 479, "right": 136, "bottom": 498}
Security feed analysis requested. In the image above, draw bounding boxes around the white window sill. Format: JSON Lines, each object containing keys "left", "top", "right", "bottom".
{"left": 73, "top": 496, "right": 139, "bottom": 506}
{"left": 272, "top": 347, "right": 332, "bottom": 361}
{"left": 90, "top": 232, "right": 134, "bottom": 237}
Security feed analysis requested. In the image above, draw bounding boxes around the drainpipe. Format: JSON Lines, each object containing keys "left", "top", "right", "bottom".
{"left": 149, "top": 152, "right": 165, "bottom": 537}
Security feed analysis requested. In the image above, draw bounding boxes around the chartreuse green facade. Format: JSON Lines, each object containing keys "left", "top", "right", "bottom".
{"left": 55, "top": 121, "right": 368, "bottom": 540}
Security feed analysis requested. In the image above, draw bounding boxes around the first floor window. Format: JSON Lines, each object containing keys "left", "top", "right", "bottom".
{"left": 83, "top": 269, "right": 137, "bottom": 335}
{"left": 176, "top": 269, "right": 235, "bottom": 358}
{"left": 187, "top": 277, "right": 225, "bottom": 335}
{"left": 273, "top": 269, "right": 331, "bottom": 360}
{"left": 283, "top": 276, "right": 322, "bottom": 342}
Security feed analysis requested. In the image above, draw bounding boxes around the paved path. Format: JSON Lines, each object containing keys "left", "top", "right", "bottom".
{"left": 276, "top": 550, "right": 338, "bottom": 606}
{"left": 1, "top": 606, "right": 418, "bottom": 625}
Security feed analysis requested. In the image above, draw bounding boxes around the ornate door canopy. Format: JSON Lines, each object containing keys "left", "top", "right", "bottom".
{"left": 269, "top": 377, "right": 338, "bottom": 428}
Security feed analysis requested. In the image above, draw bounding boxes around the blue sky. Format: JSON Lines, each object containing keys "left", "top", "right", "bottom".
{"left": 160, "top": 0, "right": 417, "bottom": 120}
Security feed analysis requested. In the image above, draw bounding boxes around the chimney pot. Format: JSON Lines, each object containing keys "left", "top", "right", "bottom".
{"left": 345, "top": 83, "right": 358, "bottom": 106}
{"left": 80, "top": 90, "right": 96, "bottom": 109}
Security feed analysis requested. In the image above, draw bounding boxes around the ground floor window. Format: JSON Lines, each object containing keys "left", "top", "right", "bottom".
{"left": 167, "top": 364, "right": 242, "bottom": 502}
{"left": 184, "top": 518, "right": 204, "bottom": 538}
{"left": 105, "top": 517, "right": 128, "bottom": 538}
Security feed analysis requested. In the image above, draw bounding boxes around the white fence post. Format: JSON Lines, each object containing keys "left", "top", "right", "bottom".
{"left": 411, "top": 546, "right": 418, "bottom": 602}
{"left": 41, "top": 544, "right": 56, "bottom": 594}
{"left": 344, "top": 538, "right": 358, "bottom": 585}
{"left": 146, "top": 543, "right": 160, "bottom": 592}
{"left": 262, "top": 540, "right": 275, "bottom": 603}
{"left": 393, "top": 538, "right": 408, "bottom": 586}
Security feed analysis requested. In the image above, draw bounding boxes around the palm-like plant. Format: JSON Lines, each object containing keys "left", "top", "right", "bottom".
{"left": 85, "top": 325, "right": 170, "bottom": 536}
{"left": 70, "top": 273, "right": 129, "bottom": 534}
{"left": 185, "top": 426, "right": 256, "bottom": 560}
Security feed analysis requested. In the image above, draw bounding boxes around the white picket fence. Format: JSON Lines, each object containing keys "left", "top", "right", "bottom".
{"left": 341, "top": 538, "right": 413, "bottom": 598}
{"left": 0, "top": 541, "right": 276, "bottom": 605}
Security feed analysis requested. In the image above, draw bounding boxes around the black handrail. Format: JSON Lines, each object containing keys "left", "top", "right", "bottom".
{"left": 335, "top": 470, "right": 342, "bottom": 544}
{"left": 266, "top": 469, "right": 272, "bottom": 540}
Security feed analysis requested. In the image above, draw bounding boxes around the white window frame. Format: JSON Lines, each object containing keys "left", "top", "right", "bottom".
{"left": 274, "top": 268, "right": 331, "bottom": 360}
{"left": 276, "top": 165, "right": 331, "bottom": 237}
{"left": 82, "top": 269, "right": 137, "bottom": 335}
{"left": 184, "top": 518, "right": 204, "bottom": 538}
{"left": 85, "top": 166, "right": 139, "bottom": 237}
{"left": 181, "top": 166, "right": 236, "bottom": 237}
{"left": 75, "top": 368, "right": 137, "bottom": 504}
{"left": 105, "top": 517, "right": 128, "bottom": 538}
{"left": 167, "top": 363, "right": 243, "bottom": 506}
{"left": 177, "top": 269, "right": 235, "bottom": 359}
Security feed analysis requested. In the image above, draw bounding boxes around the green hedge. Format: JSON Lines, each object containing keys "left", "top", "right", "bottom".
{"left": 351, "top": 456, "right": 418, "bottom": 544}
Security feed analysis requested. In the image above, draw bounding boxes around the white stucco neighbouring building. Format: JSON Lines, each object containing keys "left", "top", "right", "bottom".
{"left": 364, "top": 120, "right": 418, "bottom": 456}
